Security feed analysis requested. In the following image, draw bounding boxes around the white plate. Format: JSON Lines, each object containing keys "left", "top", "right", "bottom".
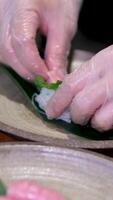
{"left": 0, "top": 144, "right": 113, "bottom": 200}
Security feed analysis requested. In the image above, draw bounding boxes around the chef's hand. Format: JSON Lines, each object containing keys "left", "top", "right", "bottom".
{"left": 0, "top": 0, "right": 82, "bottom": 82}
{"left": 47, "top": 45, "right": 113, "bottom": 132}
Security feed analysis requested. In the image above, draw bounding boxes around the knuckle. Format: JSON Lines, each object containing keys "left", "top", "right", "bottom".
{"left": 12, "top": 30, "right": 34, "bottom": 46}
{"left": 63, "top": 75, "right": 75, "bottom": 93}
{"left": 74, "top": 94, "right": 91, "bottom": 116}
{"left": 17, "top": 36, "right": 32, "bottom": 45}
{"left": 70, "top": 96, "right": 89, "bottom": 124}
{"left": 48, "top": 46, "right": 67, "bottom": 59}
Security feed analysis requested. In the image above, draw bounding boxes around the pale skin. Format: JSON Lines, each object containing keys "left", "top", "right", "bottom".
{"left": 0, "top": 0, "right": 113, "bottom": 132}
{"left": 47, "top": 46, "right": 113, "bottom": 132}
{"left": 0, "top": 0, "right": 81, "bottom": 81}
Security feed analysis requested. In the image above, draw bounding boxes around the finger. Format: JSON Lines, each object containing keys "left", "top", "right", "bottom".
{"left": 45, "top": 24, "right": 74, "bottom": 82}
{"left": 12, "top": 39, "right": 48, "bottom": 79}
{"left": 46, "top": 46, "right": 113, "bottom": 118}
{"left": 91, "top": 101, "right": 113, "bottom": 131}
{"left": 46, "top": 60, "right": 97, "bottom": 118}
{"left": 6, "top": 51, "right": 33, "bottom": 81}
{"left": 70, "top": 79, "right": 107, "bottom": 125}
{"left": 11, "top": 11, "right": 49, "bottom": 80}
{"left": 11, "top": 61, "right": 33, "bottom": 81}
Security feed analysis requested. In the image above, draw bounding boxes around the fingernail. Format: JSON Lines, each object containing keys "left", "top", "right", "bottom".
{"left": 47, "top": 70, "right": 65, "bottom": 83}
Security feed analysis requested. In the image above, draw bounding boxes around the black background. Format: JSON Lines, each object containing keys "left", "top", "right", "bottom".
{"left": 78, "top": 0, "right": 113, "bottom": 45}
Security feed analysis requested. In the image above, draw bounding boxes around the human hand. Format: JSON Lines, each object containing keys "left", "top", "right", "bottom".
{"left": 0, "top": 0, "right": 82, "bottom": 82}
{"left": 47, "top": 45, "right": 113, "bottom": 131}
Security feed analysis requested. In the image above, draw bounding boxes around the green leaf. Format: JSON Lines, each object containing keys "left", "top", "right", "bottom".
{"left": 34, "top": 76, "right": 47, "bottom": 90}
{"left": 47, "top": 80, "right": 62, "bottom": 90}
{"left": 34, "top": 76, "right": 62, "bottom": 91}
{"left": 0, "top": 180, "right": 7, "bottom": 196}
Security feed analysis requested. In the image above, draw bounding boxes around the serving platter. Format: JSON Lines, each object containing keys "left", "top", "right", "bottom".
{"left": 1, "top": 65, "right": 113, "bottom": 148}
{"left": 0, "top": 144, "right": 113, "bottom": 200}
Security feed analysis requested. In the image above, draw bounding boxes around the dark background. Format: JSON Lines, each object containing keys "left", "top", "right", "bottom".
{"left": 78, "top": 0, "right": 113, "bottom": 45}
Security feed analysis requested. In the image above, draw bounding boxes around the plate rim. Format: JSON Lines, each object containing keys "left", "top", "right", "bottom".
{"left": 0, "top": 142, "right": 113, "bottom": 163}
{"left": 1, "top": 65, "right": 113, "bottom": 149}
{"left": 1, "top": 121, "right": 113, "bottom": 149}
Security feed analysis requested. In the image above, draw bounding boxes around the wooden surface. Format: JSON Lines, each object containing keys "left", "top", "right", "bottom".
{"left": 1, "top": 130, "right": 113, "bottom": 158}
{"left": 0, "top": 131, "right": 16, "bottom": 141}
{"left": 0, "top": 131, "right": 28, "bottom": 142}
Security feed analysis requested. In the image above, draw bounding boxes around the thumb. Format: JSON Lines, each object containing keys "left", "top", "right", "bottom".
{"left": 45, "top": 25, "right": 76, "bottom": 82}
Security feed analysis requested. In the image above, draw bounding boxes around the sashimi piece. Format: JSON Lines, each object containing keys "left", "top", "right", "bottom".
{"left": 34, "top": 76, "right": 71, "bottom": 123}
{"left": 0, "top": 197, "right": 16, "bottom": 200}
{"left": 8, "top": 180, "right": 66, "bottom": 200}
{"left": 34, "top": 88, "right": 71, "bottom": 123}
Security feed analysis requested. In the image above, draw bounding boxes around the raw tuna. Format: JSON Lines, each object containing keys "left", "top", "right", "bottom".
{"left": 8, "top": 180, "right": 66, "bottom": 200}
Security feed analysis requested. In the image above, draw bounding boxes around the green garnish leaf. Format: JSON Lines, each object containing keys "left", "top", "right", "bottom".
{"left": 34, "top": 76, "right": 62, "bottom": 90}
{"left": 0, "top": 180, "right": 7, "bottom": 196}
{"left": 34, "top": 76, "right": 46, "bottom": 90}
{"left": 47, "top": 80, "right": 62, "bottom": 90}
